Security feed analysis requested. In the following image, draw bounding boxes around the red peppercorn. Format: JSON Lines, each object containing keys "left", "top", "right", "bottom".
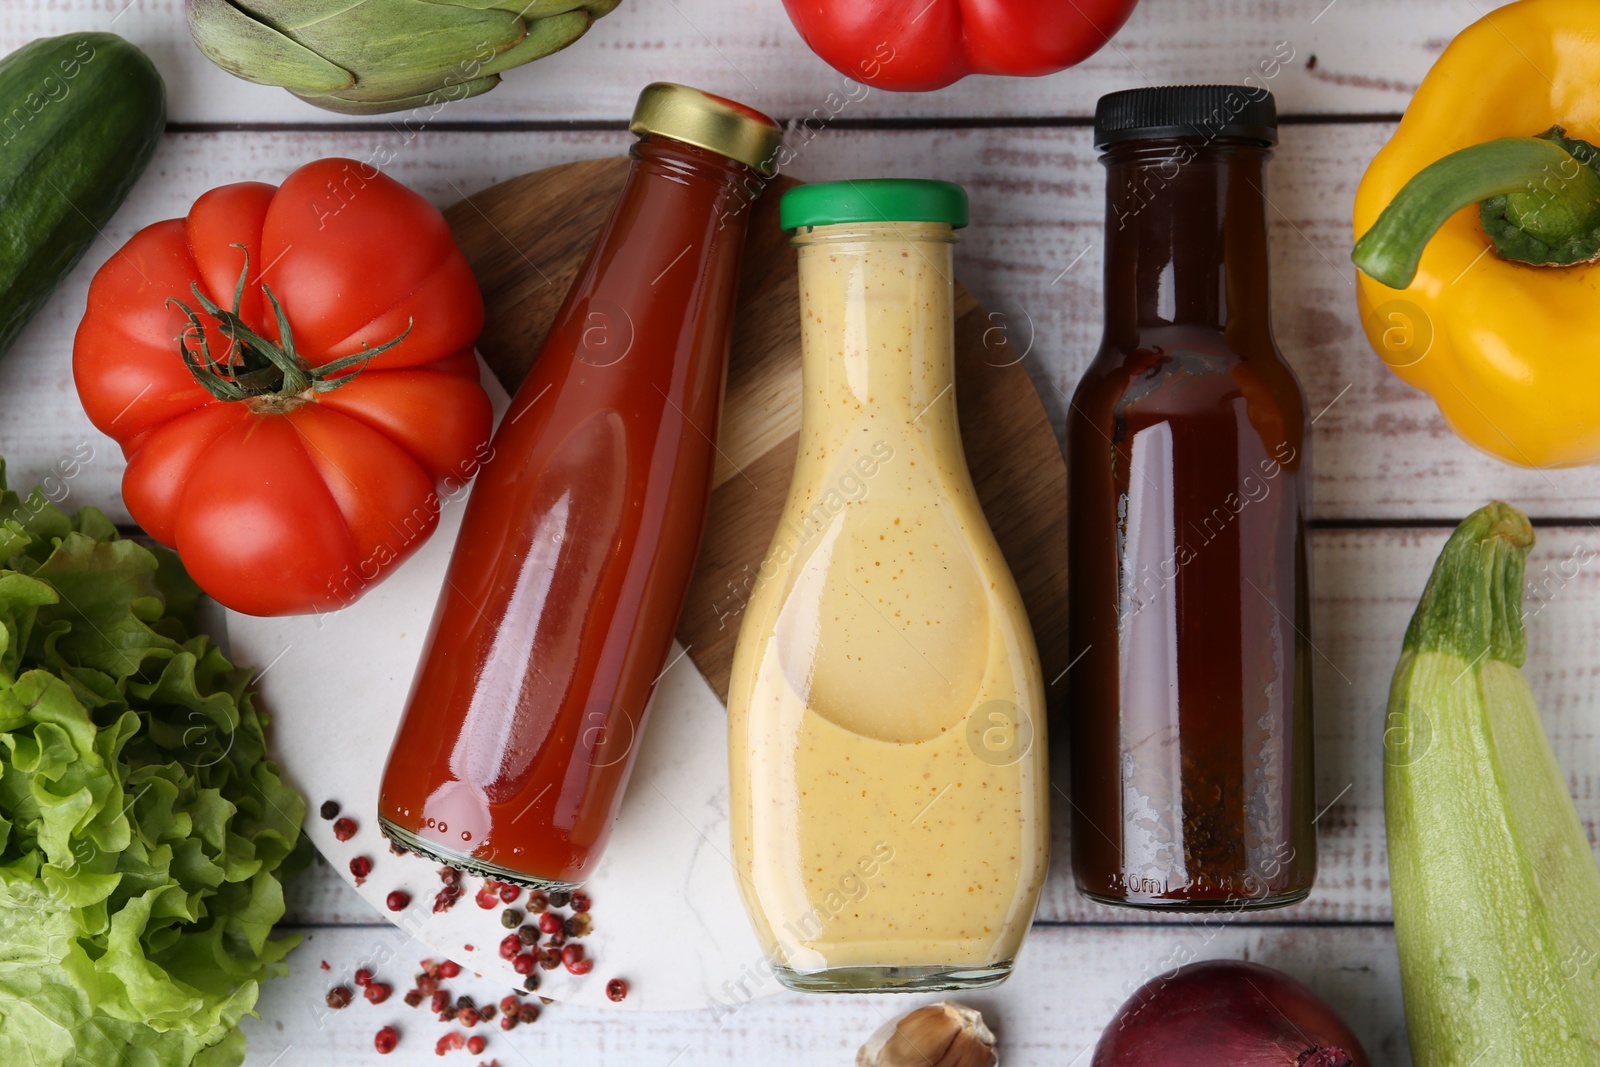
{"left": 325, "top": 986, "right": 353, "bottom": 1009}
{"left": 570, "top": 890, "right": 591, "bottom": 913}
{"left": 350, "top": 856, "right": 373, "bottom": 883}
{"left": 404, "top": 989, "right": 423, "bottom": 1008}
{"left": 435, "top": 1031, "right": 465, "bottom": 1054}
{"left": 386, "top": 890, "right": 411, "bottom": 912}
{"left": 606, "top": 978, "right": 628, "bottom": 1002}
{"left": 497, "top": 883, "right": 520, "bottom": 904}
{"left": 432, "top": 884, "right": 463, "bottom": 913}
{"left": 467, "top": 1035, "right": 488, "bottom": 1055}
{"left": 499, "top": 1013, "right": 518, "bottom": 1032}
{"left": 354, "top": 968, "right": 373, "bottom": 987}
{"left": 475, "top": 884, "right": 501, "bottom": 909}
{"left": 430, "top": 990, "right": 450, "bottom": 1014}
{"left": 537, "top": 912, "right": 562, "bottom": 935}
{"left": 512, "top": 953, "right": 535, "bottom": 975}
{"left": 365, "top": 982, "right": 393, "bottom": 1005}
{"left": 561, "top": 943, "right": 584, "bottom": 967}
{"left": 416, "top": 973, "right": 439, "bottom": 996}
{"left": 374, "top": 1025, "right": 399, "bottom": 1055}
{"left": 525, "top": 890, "right": 548, "bottom": 914}
{"left": 458, "top": 1007, "right": 481, "bottom": 1027}
{"left": 479, "top": 1005, "right": 496, "bottom": 1023}
{"left": 566, "top": 957, "right": 593, "bottom": 976}
{"left": 332, "top": 817, "right": 357, "bottom": 841}
{"left": 319, "top": 960, "right": 330, "bottom": 970}
{"left": 517, "top": 1003, "right": 540, "bottom": 1025}
{"left": 546, "top": 930, "right": 566, "bottom": 948}
{"left": 499, "top": 995, "right": 520, "bottom": 1015}
{"left": 440, "top": 866, "right": 460, "bottom": 884}
{"left": 498, "top": 934, "right": 522, "bottom": 960}
{"left": 438, "top": 960, "right": 461, "bottom": 978}
{"left": 536, "top": 946, "right": 561, "bottom": 970}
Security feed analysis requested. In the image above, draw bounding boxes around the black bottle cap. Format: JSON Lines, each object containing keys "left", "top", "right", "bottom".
{"left": 1094, "top": 85, "right": 1278, "bottom": 149}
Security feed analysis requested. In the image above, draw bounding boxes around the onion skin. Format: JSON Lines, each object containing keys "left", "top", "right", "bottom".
{"left": 1091, "top": 960, "right": 1370, "bottom": 1067}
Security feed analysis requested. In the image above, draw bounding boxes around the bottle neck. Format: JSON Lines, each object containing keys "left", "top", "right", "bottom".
{"left": 1101, "top": 138, "right": 1274, "bottom": 347}
{"left": 793, "top": 222, "right": 959, "bottom": 436}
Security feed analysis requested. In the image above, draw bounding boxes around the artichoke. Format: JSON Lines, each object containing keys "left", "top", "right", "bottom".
{"left": 186, "top": 0, "right": 621, "bottom": 115}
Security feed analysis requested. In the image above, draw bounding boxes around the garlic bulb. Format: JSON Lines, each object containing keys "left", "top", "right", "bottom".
{"left": 856, "top": 1001, "right": 998, "bottom": 1067}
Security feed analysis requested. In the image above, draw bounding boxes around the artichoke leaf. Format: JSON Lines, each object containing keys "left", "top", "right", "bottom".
{"left": 294, "top": 72, "right": 500, "bottom": 114}
{"left": 185, "top": 0, "right": 354, "bottom": 92}
{"left": 480, "top": 9, "right": 600, "bottom": 75}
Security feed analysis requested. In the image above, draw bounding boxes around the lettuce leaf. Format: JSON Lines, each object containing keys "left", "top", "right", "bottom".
{"left": 0, "top": 460, "right": 308, "bottom": 1066}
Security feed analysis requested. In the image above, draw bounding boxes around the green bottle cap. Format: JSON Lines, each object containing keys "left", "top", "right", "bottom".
{"left": 780, "top": 179, "right": 969, "bottom": 232}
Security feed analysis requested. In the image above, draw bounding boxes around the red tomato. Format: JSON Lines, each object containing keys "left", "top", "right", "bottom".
{"left": 73, "top": 158, "right": 493, "bottom": 616}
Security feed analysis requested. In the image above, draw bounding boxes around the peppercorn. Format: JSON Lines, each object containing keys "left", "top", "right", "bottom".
{"left": 403, "top": 989, "right": 423, "bottom": 1008}
{"left": 458, "top": 1006, "right": 481, "bottom": 1027}
{"left": 440, "top": 866, "right": 460, "bottom": 885}
{"left": 501, "top": 908, "right": 522, "bottom": 929}
{"left": 332, "top": 817, "right": 357, "bottom": 841}
{"left": 430, "top": 990, "right": 450, "bottom": 1014}
{"left": 546, "top": 930, "right": 566, "bottom": 948}
{"left": 522, "top": 973, "right": 541, "bottom": 993}
{"left": 319, "top": 800, "right": 340, "bottom": 820}
{"left": 537, "top": 912, "right": 562, "bottom": 935}
{"left": 517, "top": 1002, "right": 540, "bottom": 1025}
{"left": 560, "top": 943, "right": 584, "bottom": 967}
{"left": 548, "top": 890, "right": 572, "bottom": 908}
{"left": 349, "top": 855, "right": 373, "bottom": 880}
{"left": 439, "top": 960, "right": 462, "bottom": 979}
{"left": 525, "top": 890, "right": 548, "bottom": 914}
{"left": 479, "top": 1005, "right": 496, "bottom": 1023}
{"left": 517, "top": 924, "right": 538, "bottom": 946}
{"left": 499, "top": 1013, "right": 518, "bottom": 1031}
{"left": 467, "top": 1035, "right": 488, "bottom": 1055}
{"left": 474, "top": 884, "right": 500, "bottom": 910}
{"left": 570, "top": 890, "right": 591, "bottom": 913}
{"left": 499, "top": 934, "right": 522, "bottom": 960}
{"left": 325, "top": 986, "right": 353, "bottom": 1009}
{"left": 386, "top": 890, "right": 411, "bottom": 912}
{"left": 435, "top": 1032, "right": 465, "bottom": 1054}
{"left": 536, "top": 946, "right": 561, "bottom": 970}
{"left": 364, "top": 982, "right": 393, "bottom": 1005}
{"left": 416, "top": 973, "right": 438, "bottom": 996}
{"left": 354, "top": 968, "right": 373, "bottom": 987}
{"left": 606, "top": 978, "right": 628, "bottom": 1002}
{"left": 374, "top": 1025, "right": 399, "bottom": 1055}
{"left": 512, "top": 953, "right": 535, "bottom": 975}
{"left": 566, "top": 957, "right": 593, "bottom": 976}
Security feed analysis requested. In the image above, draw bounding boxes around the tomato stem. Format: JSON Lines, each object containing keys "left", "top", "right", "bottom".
{"left": 168, "top": 244, "right": 411, "bottom": 402}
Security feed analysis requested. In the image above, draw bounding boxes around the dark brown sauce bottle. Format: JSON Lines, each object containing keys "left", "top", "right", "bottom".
{"left": 1067, "top": 86, "right": 1316, "bottom": 910}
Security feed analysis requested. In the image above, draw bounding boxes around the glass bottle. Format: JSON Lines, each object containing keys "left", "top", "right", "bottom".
{"left": 728, "top": 180, "right": 1050, "bottom": 991}
{"left": 1067, "top": 86, "right": 1316, "bottom": 910}
{"left": 378, "top": 84, "right": 783, "bottom": 888}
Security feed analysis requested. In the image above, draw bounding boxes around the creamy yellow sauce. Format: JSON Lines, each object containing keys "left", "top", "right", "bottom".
{"left": 727, "top": 222, "right": 1049, "bottom": 984}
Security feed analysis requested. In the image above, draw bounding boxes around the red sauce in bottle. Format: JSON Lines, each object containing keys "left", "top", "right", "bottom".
{"left": 378, "top": 85, "right": 781, "bottom": 887}
{"left": 1067, "top": 87, "right": 1317, "bottom": 910}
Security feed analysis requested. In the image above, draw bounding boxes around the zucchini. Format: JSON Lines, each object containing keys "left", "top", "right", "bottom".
{"left": 0, "top": 33, "right": 165, "bottom": 358}
{"left": 1385, "top": 502, "right": 1600, "bottom": 1066}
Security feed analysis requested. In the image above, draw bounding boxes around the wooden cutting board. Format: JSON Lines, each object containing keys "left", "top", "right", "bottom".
{"left": 444, "top": 158, "right": 1069, "bottom": 708}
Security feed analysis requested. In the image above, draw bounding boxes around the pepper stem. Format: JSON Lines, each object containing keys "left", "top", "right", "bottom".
{"left": 168, "top": 244, "right": 412, "bottom": 403}
{"left": 1352, "top": 127, "right": 1600, "bottom": 289}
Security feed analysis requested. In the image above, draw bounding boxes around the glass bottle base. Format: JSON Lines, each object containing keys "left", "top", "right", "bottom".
{"left": 1079, "top": 885, "right": 1312, "bottom": 912}
{"left": 378, "top": 818, "right": 583, "bottom": 892}
{"left": 773, "top": 960, "right": 1013, "bottom": 994}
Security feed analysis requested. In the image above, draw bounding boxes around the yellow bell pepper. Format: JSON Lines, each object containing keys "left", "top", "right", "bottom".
{"left": 1352, "top": 0, "right": 1600, "bottom": 469}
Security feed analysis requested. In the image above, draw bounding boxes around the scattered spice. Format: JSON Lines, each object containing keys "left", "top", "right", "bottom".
{"left": 374, "top": 1025, "right": 399, "bottom": 1055}
{"left": 498, "top": 935, "right": 522, "bottom": 960}
{"left": 548, "top": 890, "right": 572, "bottom": 908}
{"left": 354, "top": 968, "right": 373, "bottom": 987}
{"left": 387, "top": 890, "right": 412, "bottom": 912}
{"left": 525, "top": 890, "right": 548, "bottom": 914}
{"left": 365, "top": 982, "right": 393, "bottom": 1005}
{"left": 350, "top": 855, "right": 372, "bottom": 885}
{"left": 430, "top": 991, "right": 450, "bottom": 1014}
{"left": 569, "top": 890, "right": 591, "bottom": 913}
{"left": 320, "top": 799, "right": 340, "bottom": 820}
{"left": 436, "top": 1032, "right": 466, "bottom": 1054}
{"left": 433, "top": 884, "right": 463, "bottom": 913}
{"left": 474, "top": 884, "right": 500, "bottom": 910}
{"left": 500, "top": 909, "right": 522, "bottom": 929}
{"left": 467, "top": 1035, "right": 488, "bottom": 1055}
{"left": 497, "top": 883, "right": 520, "bottom": 905}
{"left": 332, "top": 817, "right": 357, "bottom": 842}
{"left": 457, "top": 1006, "right": 481, "bottom": 1027}
{"left": 522, "top": 973, "right": 540, "bottom": 993}
{"left": 564, "top": 913, "right": 592, "bottom": 938}
{"left": 537, "top": 912, "right": 562, "bottom": 935}
{"left": 438, "top": 961, "right": 462, "bottom": 979}
{"left": 516, "top": 925, "right": 538, "bottom": 946}
{"left": 319, "top": 960, "right": 330, "bottom": 971}
{"left": 606, "top": 978, "right": 628, "bottom": 1002}
{"left": 512, "top": 953, "right": 535, "bottom": 975}
{"left": 536, "top": 946, "right": 561, "bottom": 971}
{"left": 404, "top": 989, "right": 424, "bottom": 1008}
{"left": 517, "top": 1003, "right": 540, "bottom": 1025}
{"left": 325, "top": 986, "right": 353, "bottom": 1010}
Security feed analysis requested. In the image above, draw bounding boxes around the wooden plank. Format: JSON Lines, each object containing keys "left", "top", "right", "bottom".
{"left": 1, "top": 0, "right": 1473, "bottom": 123}
{"left": 240, "top": 922, "right": 1411, "bottom": 1065}
{"left": 279, "top": 526, "right": 1600, "bottom": 927}
{"left": 14, "top": 125, "right": 1600, "bottom": 522}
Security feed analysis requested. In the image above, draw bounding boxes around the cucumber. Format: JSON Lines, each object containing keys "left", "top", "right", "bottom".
{"left": 0, "top": 33, "right": 165, "bottom": 358}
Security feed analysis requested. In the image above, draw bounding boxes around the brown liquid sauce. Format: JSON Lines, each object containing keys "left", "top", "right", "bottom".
{"left": 1067, "top": 138, "right": 1316, "bottom": 909}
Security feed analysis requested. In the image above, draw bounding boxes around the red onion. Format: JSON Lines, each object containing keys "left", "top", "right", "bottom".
{"left": 1092, "top": 960, "right": 1369, "bottom": 1067}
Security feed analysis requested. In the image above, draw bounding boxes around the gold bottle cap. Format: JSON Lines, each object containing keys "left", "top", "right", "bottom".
{"left": 629, "top": 83, "right": 783, "bottom": 177}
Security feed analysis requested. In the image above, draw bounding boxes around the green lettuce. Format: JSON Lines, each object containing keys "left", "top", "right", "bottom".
{"left": 0, "top": 460, "right": 307, "bottom": 1066}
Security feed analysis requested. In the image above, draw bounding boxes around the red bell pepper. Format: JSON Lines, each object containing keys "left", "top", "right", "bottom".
{"left": 781, "top": 0, "right": 1141, "bottom": 92}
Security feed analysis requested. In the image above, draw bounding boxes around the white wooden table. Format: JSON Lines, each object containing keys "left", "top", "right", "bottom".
{"left": 3, "top": 2, "right": 1596, "bottom": 1064}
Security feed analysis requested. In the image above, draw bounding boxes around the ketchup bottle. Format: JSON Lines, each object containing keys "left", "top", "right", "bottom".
{"left": 378, "top": 84, "right": 783, "bottom": 888}
{"left": 1067, "top": 87, "right": 1317, "bottom": 910}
